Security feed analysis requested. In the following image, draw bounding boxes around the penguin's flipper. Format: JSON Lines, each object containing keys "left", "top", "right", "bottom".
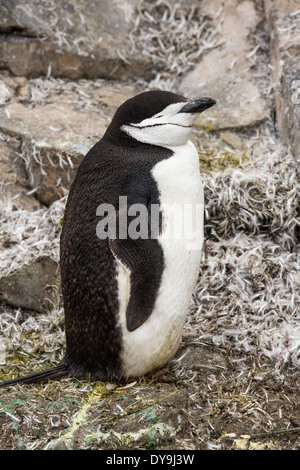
{"left": 0, "top": 363, "right": 69, "bottom": 388}
{"left": 110, "top": 236, "right": 164, "bottom": 332}
{"left": 108, "top": 185, "right": 165, "bottom": 331}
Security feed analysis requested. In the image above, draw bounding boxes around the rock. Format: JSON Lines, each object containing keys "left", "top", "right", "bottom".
{"left": 264, "top": 0, "right": 300, "bottom": 158}
{"left": 0, "top": 256, "right": 61, "bottom": 312}
{"left": 179, "top": 0, "right": 269, "bottom": 130}
{"left": 0, "top": 101, "right": 106, "bottom": 205}
{"left": 0, "top": 0, "right": 152, "bottom": 81}
{"left": 219, "top": 131, "right": 244, "bottom": 149}
{"left": 0, "top": 135, "right": 41, "bottom": 211}
{"left": 0, "top": 77, "right": 136, "bottom": 205}
{"left": 0, "top": 4, "right": 22, "bottom": 33}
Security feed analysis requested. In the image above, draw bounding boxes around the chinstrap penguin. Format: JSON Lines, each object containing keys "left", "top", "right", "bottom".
{"left": 0, "top": 90, "right": 216, "bottom": 388}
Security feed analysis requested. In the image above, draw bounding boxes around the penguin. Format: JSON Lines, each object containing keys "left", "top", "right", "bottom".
{"left": 0, "top": 90, "right": 216, "bottom": 388}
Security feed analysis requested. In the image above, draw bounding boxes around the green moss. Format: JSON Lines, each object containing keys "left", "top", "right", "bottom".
{"left": 198, "top": 146, "right": 248, "bottom": 173}
{"left": 0, "top": 350, "right": 61, "bottom": 383}
{"left": 138, "top": 406, "right": 158, "bottom": 422}
{"left": 197, "top": 120, "right": 216, "bottom": 133}
{"left": 0, "top": 397, "right": 27, "bottom": 449}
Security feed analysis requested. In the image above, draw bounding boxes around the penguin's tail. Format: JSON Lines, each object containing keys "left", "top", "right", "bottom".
{"left": 0, "top": 363, "right": 69, "bottom": 388}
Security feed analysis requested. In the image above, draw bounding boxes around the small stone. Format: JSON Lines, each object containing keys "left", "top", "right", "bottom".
{"left": 219, "top": 131, "right": 243, "bottom": 149}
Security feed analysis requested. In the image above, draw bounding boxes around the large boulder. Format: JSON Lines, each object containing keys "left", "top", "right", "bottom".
{"left": 0, "top": 0, "right": 152, "bottom": 80}
{"left": 0, "top": 76, "right": 136, "bottom": 205}
{"left": 264, "top": 0, "right": 300, "bottom": 159}
{"left": 0, "top": 256, "right": 61, "bottom": 312}
{"left": 179, "top": 0, "right": 269, "bottom": 131}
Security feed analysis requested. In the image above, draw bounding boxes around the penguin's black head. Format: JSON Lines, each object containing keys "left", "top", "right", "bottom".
{"left": 105, "top": 90, "right": 216, "bottom": 147}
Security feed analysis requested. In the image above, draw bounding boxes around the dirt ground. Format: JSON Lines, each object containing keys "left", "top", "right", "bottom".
{"left": 0, "top": 322, "right": 300, "bottom": 450}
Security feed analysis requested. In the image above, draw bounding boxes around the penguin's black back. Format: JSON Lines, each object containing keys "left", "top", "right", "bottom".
{"left": 60, "top": 135, "right": 172, "bottom": 381}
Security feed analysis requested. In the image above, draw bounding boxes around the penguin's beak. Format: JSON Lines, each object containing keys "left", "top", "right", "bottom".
{"left": 180, "top": 97, "right": 216, "bottom": 114}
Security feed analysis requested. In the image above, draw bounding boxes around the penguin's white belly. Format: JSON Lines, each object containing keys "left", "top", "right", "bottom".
{"left": 118, "top": 141, "right": 204, "bottom": 378}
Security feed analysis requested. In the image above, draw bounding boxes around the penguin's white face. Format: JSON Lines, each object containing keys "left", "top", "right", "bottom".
{"left": 121, "top": 102, "right": 201, "bottom": 147}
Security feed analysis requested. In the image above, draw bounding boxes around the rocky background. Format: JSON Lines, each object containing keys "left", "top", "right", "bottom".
{"left": 0, "top": 0, "right": 300, "bottom": 450}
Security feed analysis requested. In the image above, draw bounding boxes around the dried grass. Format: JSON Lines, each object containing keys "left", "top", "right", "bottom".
{"left": 186, "top": 132, "right": 300, "bottom": 374}
{"left": 0, "top": 197, "right": 66, "bottom": 370}
{"left": 0, "top": 197, "right": 65, "bottom": 276}
{"left": 127, "top": 0, "right": 221, "bottom": 87}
